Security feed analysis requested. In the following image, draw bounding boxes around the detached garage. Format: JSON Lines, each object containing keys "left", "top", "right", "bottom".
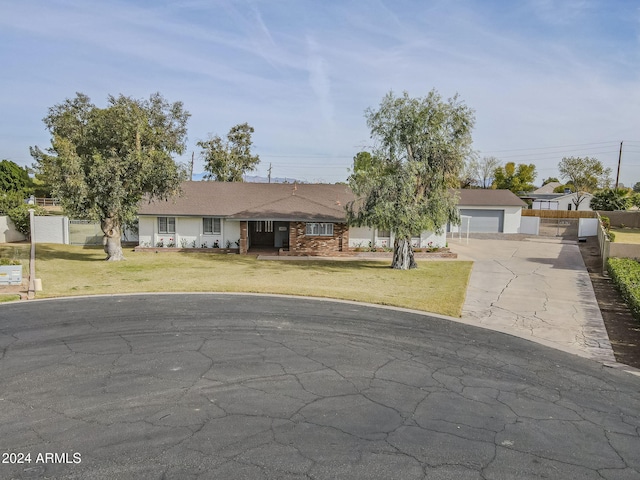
{"left": 451, "top": 189, "right": 526, "bottom": 234}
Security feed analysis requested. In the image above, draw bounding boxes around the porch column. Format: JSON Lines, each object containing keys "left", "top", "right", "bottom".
{"left": 239, "top": 221, "right": 248, "bottom": 254}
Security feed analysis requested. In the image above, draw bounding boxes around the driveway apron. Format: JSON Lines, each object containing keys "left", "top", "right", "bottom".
{"left": 451, "top": 238, "right": 616, "bottom": 363}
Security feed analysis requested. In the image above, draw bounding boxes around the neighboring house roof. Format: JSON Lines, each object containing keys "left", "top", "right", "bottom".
{"left": 532, "top": 182, "right": 562, "bottom": 194}
{"left": 553, "top": 191, "right": 593, "bottom": 202}
{"left": 456, "top": 189, "right": 527, "bottom": 207}
{"left": 138, "top": 182, "right": 526, "bottom": 220}
{"left": 138, "top": 181, "right": 354, "bottom": 222}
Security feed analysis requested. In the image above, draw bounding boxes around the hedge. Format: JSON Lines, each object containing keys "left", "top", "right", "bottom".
{"left": 607, "top": 257, "right": 640, "bottom": 320}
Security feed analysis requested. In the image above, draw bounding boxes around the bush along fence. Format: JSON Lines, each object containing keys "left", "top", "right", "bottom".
{"left": 607, "top": 257, "right": 640, "bottom": 320}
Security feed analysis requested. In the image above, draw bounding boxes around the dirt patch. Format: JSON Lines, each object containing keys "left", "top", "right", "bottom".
{"left": 578, "top": 239, "right": 640, "bottom": 368}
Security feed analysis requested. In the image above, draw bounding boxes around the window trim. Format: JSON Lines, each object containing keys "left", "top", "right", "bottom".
{"left": 203, "top": 217, "right": 221, "bottom": 235}
{"left": 158, "top": 216, "right": 175, "bottom": 234}
{"left": 305, "top": 222, "right": 334, "bottom": 236}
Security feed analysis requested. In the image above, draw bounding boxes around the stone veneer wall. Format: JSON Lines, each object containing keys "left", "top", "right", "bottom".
{"left": 288, "top": 222, "right": 349, "bottom": 256}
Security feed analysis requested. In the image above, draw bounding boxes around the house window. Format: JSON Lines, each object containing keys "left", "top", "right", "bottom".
{"left": 158, "top": 217, "right": 175, "bottom": 234}
{"left": 567, "top": 204, "right": 572, "bottom": 211}
{"left": 306, "top": 223, "right": 334, "bottom": 236}
{"left": 377, "top": 229, "right": 390, "bottom": 237}
{"left": 203, "top": 217, "right": 221, "bottom": 234}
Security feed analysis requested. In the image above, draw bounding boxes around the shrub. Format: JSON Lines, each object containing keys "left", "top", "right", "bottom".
{"left": 607, "top": 257, "right": 640, "bottom": 319}
{"left": 0, "top": 258, "right": 21, "bottom": 266}
{"left": 600, "top": 215, "right": 610, "bottom": 230}
{"left": 6, "top": 204, "right": 47, "bottom": 237}
{"left": 608, "top": 231, "right": 616, "bottom": 242}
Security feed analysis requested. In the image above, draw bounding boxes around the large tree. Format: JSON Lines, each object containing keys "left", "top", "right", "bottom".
{"left": 31, "top": 92, "right": 189, "bottom": 261}
{"left": 590, "top": 188, "right": 630, "bottom": 211}
{"left": 492, "top": 162, "right": 537, "bottom": 193}
{"left": 198, "top": 123, "right": 260, "bottom": 182}
{"left": 347, "top": 90, "right": 474, "bottom": 270}
{"left": 0, "top": 159, "right": 32, "bottom": 194}
{"left": 558, "top": 156, "right": 611, "bottom": 209}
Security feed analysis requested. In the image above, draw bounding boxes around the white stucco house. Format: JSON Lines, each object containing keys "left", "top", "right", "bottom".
{"left": 137, "top": 183, "right": 526, "bottom": 254}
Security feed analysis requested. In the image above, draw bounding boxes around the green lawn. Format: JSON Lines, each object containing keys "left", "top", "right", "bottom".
{"left": 0, "top": 244, "right": 473, "bottom": 317}
{"left": 610, "top": 227, "right": 640, "bottom": 244}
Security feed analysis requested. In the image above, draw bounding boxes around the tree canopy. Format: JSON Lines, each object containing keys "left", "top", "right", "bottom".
{"left": 347, "top": 89, "right": 475, "bottom": 269}
{"left": 198, "top": 123, "right": 260, "bottom": 182}
{"left": 30, "top": 92, "right": 189, "bottom": 260}
{"left": 558, "top": 156, "right": 611, "bottom": 209}
{"left": 590, "top": 188, "right": 630, "bottom": 211}
{"left": 0, "top": 159, "right": 32, "bottom": 194}
{"left": 492, "top": 162, "right": 537, "bottom": 193}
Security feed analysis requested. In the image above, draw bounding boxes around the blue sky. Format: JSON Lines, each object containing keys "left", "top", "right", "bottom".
{"left": 2, "top": 0, "right": 640, "bottom": 185}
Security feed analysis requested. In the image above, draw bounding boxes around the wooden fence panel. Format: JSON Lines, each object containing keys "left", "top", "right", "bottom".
{"left": 522, "top": 209, "right": 596, "bottom": 219}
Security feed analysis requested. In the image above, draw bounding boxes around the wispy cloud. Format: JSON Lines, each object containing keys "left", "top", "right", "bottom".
{"left": 1, "top": 0, "right": 640, "bottom": 183}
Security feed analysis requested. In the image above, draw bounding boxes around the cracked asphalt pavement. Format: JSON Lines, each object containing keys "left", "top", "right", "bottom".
{"left": 1, "top": 294, "right": 639, "bottom": 479}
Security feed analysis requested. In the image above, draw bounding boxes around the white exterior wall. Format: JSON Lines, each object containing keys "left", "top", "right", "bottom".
{"left": 138, "top": 216, "right": 154, "bottom": 246}
{"left": 0, "top": 216, "right": 26, "bottom": 243}
{"left": 223, "top": 221, "right": 241, "bottom": 248}
{"left": 348, "top": 226, "right": 446, "bottom": 249}
{"left": 138, "top": 216, "right": 240, "bottom": 248}
{"left": 177, "top": 217, "right": 201, "bottom": 248}
{"left": 555, "top": 194, "right": 593, "bottom": 211}
{"left": 503, "top": 206, "right": 522, "bottom": 233}
{"left": 348, "top": 226, "right": 374, "bottom": 248}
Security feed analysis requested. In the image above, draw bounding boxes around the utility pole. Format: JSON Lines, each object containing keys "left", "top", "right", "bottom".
{"left": 189, "top": 152, "right": 194, "bottom": 181}
{"left": 268, "top": 163, "right": 272, "bottom": 183}
{"left": 615, "top": 141, "right": 623, "bottom": 189}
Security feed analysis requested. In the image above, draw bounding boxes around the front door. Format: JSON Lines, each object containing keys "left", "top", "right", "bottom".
{"left": 250, "top": 221, "right": 275, "bottom": 247}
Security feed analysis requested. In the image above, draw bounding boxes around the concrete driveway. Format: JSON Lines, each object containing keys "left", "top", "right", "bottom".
{"left": 1, "top": 294, "right": 639, "bottom": 479}
{"left": 450, "top": 237, "right": 616, "bottom": 364}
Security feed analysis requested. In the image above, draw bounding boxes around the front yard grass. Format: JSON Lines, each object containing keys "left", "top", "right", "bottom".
{"left": 0, "top": 244, "right": 473, "bottom": 317}
{"left": 609, "top": 227, "right": 640, "bottom": 244}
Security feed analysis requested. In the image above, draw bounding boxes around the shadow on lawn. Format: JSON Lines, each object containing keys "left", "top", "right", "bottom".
{"left": 35, "top": 245, "right": 106, "bottom": 262}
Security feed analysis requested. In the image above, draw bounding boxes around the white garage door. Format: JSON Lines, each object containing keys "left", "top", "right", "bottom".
{"left": 459, "top": 209, "right": 504, "bottom": 233}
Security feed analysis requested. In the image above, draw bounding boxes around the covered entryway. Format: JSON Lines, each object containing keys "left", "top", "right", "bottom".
{"left": 249, "top": 221, "right": 275, "bottom": 247}
{"left": 459, "top": 209, "right": 504, "bottom": 233}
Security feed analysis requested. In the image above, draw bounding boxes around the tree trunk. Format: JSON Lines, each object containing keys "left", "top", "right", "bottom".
{"left": 391, "top": 236, "right": 417, "bottom": 270}
{"left": 101, "top": 217, "right": 125, "bottom": 261}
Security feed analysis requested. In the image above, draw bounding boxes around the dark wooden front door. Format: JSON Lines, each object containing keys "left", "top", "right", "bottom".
{"left": 250, "top": 221, "right": 275, "bottom": 247}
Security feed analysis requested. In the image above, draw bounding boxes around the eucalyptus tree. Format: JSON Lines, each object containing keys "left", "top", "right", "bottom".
{"left": 30, "top": 92, "right": 189, "bottom": 261}
{"left": 347, "top": 90, "right": 475, "bottom": 270}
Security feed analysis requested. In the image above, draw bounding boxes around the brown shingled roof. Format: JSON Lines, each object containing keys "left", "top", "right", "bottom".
{"left": 138, "top": 182, "right": 525, "bottom": 220}
{"left": 455, "top": 189, "right": 527, "bottom": 207}
{"left": 138, "top": 181, "right": 354, "bottom": 221}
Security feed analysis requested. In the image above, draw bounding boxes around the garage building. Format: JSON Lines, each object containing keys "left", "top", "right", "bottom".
{"left": 451, "top": 189, "right": 527, "bottom": 234}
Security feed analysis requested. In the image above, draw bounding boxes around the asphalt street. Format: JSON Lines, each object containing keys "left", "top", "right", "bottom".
{"left": 0, "top": 294, "right": 639, "bottom": 479}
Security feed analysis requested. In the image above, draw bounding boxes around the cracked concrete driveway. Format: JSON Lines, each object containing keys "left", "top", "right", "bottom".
{"left": 452, "top": 238, "right": 616, "bottom": 364}
{"left": 1, "top": 294, "right": 639, "bottom": 479}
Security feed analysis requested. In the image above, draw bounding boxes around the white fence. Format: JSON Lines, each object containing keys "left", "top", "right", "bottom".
{"left": 0, "top": 215, "right": 138, "bottom": 245}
